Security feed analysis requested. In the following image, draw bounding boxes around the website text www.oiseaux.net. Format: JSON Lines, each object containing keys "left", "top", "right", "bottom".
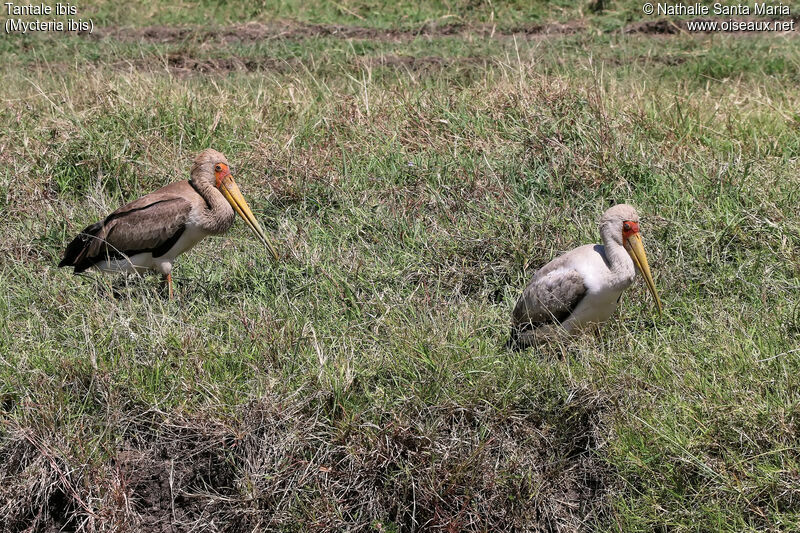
{"left": 641, "top": 3, "right": 796, "bottom": 32}
{"left": 686, "top": 18, "right": 795, "bottom": 31}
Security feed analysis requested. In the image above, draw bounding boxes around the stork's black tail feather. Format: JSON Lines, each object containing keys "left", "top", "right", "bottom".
{"left": 59, "top": 221, "right": 103, "bottom": 273}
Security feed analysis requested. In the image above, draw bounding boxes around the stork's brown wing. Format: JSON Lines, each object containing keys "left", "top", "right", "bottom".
{"left": 59, "top": 181, "right": 194, "bottom": 273}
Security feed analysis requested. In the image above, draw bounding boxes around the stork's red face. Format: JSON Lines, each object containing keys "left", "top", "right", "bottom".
{"left": 621, "top": 219, "right": 663, "bottom": 315}
{"left": 622, "top": 220, "right": 639, "bottom": 242}
{"left": 214, "top": 163, "right": 231, "bottom": 187}
{"left": 212, "top": 161, "right": 279, "bottom": 261}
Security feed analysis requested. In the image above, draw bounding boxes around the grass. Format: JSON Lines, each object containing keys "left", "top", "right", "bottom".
{"left": 1, "top": 0, "right": 800, "bottom": 531}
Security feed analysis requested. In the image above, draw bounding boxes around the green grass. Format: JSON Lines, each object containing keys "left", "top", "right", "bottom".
{"left": 1, "top": 1, "right": 800, "bottom": 531}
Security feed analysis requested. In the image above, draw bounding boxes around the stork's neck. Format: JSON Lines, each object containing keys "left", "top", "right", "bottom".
{"left": 600, "top": 223, "right": 635, "bottom": 281}
{"left": 189, "top": 176, "right": 235, "bottom": 234}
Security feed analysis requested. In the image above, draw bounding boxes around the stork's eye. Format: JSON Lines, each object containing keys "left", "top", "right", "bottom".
{"left": 623, "top": 223, "right": 632, "bottom": 232}
{"left": 215, "top": 165, "right": 222, "bottom": 172}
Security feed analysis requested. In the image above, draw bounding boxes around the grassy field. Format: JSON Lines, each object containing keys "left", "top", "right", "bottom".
{"left": 1, "top": 0, "right": 799, "bottom": 531}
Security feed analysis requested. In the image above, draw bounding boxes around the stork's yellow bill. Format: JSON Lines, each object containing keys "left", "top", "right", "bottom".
{"left": 214, "top": 165, "right": 280, "bottom": 261}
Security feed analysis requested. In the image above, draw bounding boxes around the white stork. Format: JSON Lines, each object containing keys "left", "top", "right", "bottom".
{"left": 59, "top": 149, "right": 278, "bottom": 298}
{"left": 510, "top": 204, "right": 662, "bottom": 347}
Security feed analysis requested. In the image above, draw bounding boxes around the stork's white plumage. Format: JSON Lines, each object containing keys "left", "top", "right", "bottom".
{"left": 510, "top": 204, "right": 662, "bottom": 347}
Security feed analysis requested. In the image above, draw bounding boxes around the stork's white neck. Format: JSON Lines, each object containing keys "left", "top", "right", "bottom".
{"left": 600, "top": 223, "right": 635, "bottom": 285}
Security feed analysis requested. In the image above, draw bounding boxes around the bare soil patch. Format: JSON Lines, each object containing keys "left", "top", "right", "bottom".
{"left": 160, "top": 53, "right": 289, "bottom": 74}
{"left": 110, "top": 52, "right": 295, "bottom": 76}
{"left": 92, "top": 20, "right": 584, "bottom": 44}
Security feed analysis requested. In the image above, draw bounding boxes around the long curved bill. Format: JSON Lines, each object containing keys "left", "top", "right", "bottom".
{"left": 625, "top": 232, "right": 663, "bottom": 315}
{"left": 218, "top": 175, "right": 279, "bottom": 261}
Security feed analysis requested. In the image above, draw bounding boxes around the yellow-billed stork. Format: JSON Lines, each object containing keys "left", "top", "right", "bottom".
{"left": 510, "top": 204, "right": 662, "bottom": 347}
{"left": 59, "top": 149, "right": 278, "bottom": 298}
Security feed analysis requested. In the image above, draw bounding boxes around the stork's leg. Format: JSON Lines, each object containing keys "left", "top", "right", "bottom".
{"left": 164, "top": 273, "right": 173, "bottom": 300}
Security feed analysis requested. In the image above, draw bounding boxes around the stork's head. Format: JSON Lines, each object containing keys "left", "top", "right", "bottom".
{"left": 601, "top": 204, "right": 662, "bottom": 314}
{"left": 191, "top": 149, "right": 279, "bottom": 261}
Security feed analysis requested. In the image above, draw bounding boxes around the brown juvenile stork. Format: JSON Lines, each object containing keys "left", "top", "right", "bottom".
{"left": 59, "top": 149, "right": 278, "bottom": 298}
{"left": 509, "top": 204, "right": 662, "bottom": 347}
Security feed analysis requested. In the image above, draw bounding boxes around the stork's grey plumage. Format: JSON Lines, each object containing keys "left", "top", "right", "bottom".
{"left": 59, "top": 149, "right": 278, "bottom": 297}
{"left": 510, "top": 204, "right": 662, "bottom": 347}
{"left": 512, "top": 259, "right": 587, "bottom": 326}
